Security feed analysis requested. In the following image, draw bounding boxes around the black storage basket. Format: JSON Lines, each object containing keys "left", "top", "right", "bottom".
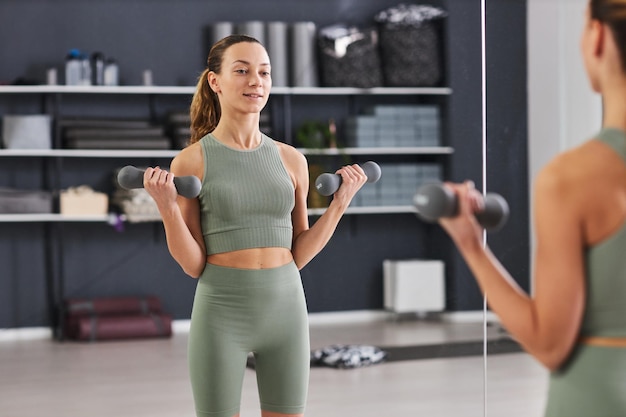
{"left": 318, "top": 25, "right": 383, "bottom": 88}
{"left": 375, "top": 4, "right": 447, "bottom": 87}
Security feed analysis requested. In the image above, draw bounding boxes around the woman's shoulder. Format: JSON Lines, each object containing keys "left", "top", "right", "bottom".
{"left": 272, "top": 139, "right": 306, "bottom": 162}
{"left": 536, "top": 138, "right": 618, "bottom": 202}
{"left": 171, "top": 141, "right": 203, "bottom": 177}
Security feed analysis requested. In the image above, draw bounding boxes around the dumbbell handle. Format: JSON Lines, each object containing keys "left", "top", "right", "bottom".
{"left": 117, "top": 165, "right": 202, "bottom": 199}
{"left": 315, "top": 161, "right": 382, "bottom": 196}
{"left": 413, "top": 182, "right": 509, "bottom": 231}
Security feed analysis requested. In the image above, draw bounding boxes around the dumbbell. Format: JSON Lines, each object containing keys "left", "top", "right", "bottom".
{"left": 315, "top": 161, "right": 382, "bottom": 196}
{"left": 413, "top": 182, "right": 509, "bottom": 231}
{"left": 117, "top": 165, "right": 202, "bottom": 199}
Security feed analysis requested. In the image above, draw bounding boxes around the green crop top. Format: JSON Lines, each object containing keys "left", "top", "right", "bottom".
{"left": 198, "top": 133, "right": 295, "bottom": 255}
{"left": 581, "top": 128, "right": 626, "bottom": 337}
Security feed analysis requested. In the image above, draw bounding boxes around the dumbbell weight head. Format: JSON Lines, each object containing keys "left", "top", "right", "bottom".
{"left": 315, "top": 161, "right": 382, "bottom": 196}
{"left": 475, "top": 193, "right": 509, "bottom": 231}
{"left": 413, "top": 182, "right": 509, "bottom": 231}
{"left": 117, "top": 165, "right": 201, "bottom": 199}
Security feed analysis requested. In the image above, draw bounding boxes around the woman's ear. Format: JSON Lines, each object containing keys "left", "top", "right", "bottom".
{"left": 591, "top": 20, "right": 606, "bottom": 58}
{"left": 207, "top": 71, "right": 220, "bottom": 94}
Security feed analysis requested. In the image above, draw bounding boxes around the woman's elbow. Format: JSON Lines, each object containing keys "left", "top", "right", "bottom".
{"left": 182, "top": 261, "right": 205, "bottom": 279}
{"left": 532, "top": 345, "right": 573, "bottom": 372}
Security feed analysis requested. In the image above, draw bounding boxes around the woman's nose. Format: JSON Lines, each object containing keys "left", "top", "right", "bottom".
{"left": 248, "top": 72, "right": 263, "bottom": 86}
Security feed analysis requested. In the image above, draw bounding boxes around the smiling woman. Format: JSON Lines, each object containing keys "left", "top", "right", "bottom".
{"left": 139, "top": 34, "right": 370, "bottom": 417}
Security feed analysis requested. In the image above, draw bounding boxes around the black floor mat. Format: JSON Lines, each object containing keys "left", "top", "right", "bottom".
{"left": 246, "top": 338, "right": 523, "bottom": 369}
{"left": 381, "top": 337, "right": 523, "bottom": 362}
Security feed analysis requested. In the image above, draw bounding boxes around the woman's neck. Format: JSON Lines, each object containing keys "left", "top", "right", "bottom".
{"left": 212, "top": 115, "right": 261, "bottom": 150}
{"left": 602, "top": 81, "right": 626, "bottom": 131}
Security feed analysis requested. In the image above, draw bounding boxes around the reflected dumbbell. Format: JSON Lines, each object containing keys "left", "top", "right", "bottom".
{"left": 413, "top": 182, "right": 509, "bottom": 231}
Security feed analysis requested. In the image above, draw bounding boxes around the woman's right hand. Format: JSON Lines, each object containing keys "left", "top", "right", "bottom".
{"left": 438, "top": 181, "right": 486, "bottom": 252}
{"left": 143, "top": 166, "right": 179, "bottom": 210}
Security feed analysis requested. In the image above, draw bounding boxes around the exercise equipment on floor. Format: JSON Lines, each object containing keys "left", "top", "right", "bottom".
{"left": 63, "top": 295, "right": 172, "bottom": 342}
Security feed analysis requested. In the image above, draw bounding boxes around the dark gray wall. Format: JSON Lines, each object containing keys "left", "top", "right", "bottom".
{"left": 0, "top": 0, "right": 528, "bottom": 329}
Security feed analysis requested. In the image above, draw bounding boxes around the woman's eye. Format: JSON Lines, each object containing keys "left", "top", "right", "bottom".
{"left": 235, "top": 69, "right": 247, "bottom": 74}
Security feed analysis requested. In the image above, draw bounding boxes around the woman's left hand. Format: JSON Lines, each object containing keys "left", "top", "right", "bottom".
{"left": 332, "top": 164, "right": 368, "bottom": 208}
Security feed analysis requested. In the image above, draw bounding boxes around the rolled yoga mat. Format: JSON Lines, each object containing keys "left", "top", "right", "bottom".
{"left": 210, "top": 22, "right": 234, "bottom": 45}
{"left": 266, "top": 21, "right": 289, "bottom": 87}
{"left": 237, "top": 21, "right": 265, "bottom": 45}
{"left": 290, "top": 22, "right": 318, "bottom": 87}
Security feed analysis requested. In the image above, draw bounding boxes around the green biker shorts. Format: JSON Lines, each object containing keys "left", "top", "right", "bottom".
{"left": 188, "top": 261, "right": 310, "bottom": 417}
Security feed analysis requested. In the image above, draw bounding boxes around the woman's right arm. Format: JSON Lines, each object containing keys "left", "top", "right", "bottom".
{"left": 143, "top": 145, "right": 207, "bottom": 278}
{"left": 439, "top": 156, "right": 587, "bottom": 370}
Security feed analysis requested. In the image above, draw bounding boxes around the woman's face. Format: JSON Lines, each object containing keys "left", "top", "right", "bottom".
{"left": 211, "top": 42, "right": 272, "bottom": 115}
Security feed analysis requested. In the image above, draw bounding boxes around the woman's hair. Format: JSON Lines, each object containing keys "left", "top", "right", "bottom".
{"left": 591, "top": 0, "right": 626, "bottom": 72}
{"left": 189, "top": 34, "right": 263, "bottom": 144}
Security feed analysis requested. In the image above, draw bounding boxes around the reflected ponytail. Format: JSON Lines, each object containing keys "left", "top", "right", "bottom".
{"left": 591, "top": 0, "right": 626, "bottom": 71}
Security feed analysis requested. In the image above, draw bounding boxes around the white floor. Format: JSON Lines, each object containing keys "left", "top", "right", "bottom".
{"left": 0, "top": 317, "right": 549, "bottom": 417}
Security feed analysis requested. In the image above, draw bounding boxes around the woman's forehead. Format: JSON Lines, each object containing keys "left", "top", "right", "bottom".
{"left": 224, "top": 42, "right": 270, "bottom": 65}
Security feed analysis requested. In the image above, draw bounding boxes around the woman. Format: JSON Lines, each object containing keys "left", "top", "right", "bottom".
{"left": 439, "top": 1, "right": 626, "bottom": 416}
{"left": 142, "top": 35, "right": 367, "bottom": 417}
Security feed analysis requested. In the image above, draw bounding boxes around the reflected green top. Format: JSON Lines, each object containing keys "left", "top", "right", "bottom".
{"left": 581, "top": 128, "right": 626, "bottom": 337}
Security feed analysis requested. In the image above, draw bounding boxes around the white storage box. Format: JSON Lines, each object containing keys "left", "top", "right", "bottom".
{"left": 383, "top": 259, "right": 445, "bottom": 313}
{"left": 2, "top": 114, "right": 52, "bottom": 149}
{"left": 60, "top": 186, "right": 108, "bottom": 216}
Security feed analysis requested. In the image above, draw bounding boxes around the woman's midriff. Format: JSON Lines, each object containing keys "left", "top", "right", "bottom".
{"left": 206, "top": 247, "right": 293, "bottom": 270}
{"left": 580, "top": 336, "right": 626, "bottom": 347}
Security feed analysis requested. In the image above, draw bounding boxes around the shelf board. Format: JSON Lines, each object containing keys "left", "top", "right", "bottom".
{"left": 298, "top": 147, "right": 453, "bottom": 155}
{"left": 308, "top": 205, "right": 418, "bottom": 216}
{"left": 0, "top": 85, "right": 196, "bottom": 95}
{"left": 0, "top": 147, "right": 451, "bottom": 158}
{"left": 0, "top": 149, "right": 180, "bottom": 158}
{"left": 0, "top": 214, "right": 114, "bottom": 222}
{"left": 0, "top": 206, "right": 418, "bottom": 222}
{"left": 0, "top": 85, "right": 452, "bottom": 96}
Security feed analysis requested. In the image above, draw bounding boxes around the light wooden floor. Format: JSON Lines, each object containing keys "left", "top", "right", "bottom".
{"left": 0, "top": 318, "right": 549, "bottom": 417}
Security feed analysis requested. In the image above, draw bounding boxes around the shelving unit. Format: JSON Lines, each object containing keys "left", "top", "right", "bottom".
{"left": 0, "top": 85, "right": 453, "bottom": 220}
{"left": 0, "top": 84, "right": 452, "bottom": 337}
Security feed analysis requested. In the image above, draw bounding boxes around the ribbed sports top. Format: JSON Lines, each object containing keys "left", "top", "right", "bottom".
{"left": 198, "top": 133, "right": 294, "bottom": 255}
{"left": 581, "top": 128, "right": 626, "bottom": 337}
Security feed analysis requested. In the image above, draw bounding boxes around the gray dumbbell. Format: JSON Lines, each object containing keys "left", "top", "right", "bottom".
{"left": 413, "top": 182, "right": 509, "bottom": 231}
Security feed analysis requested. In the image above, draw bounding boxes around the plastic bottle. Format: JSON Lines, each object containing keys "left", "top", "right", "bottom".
{"left": 64, "top": 49, "right": 82, "bottom": 86}
{"left": 91, "top": 52, "right": 105, "bottom": 86}
{"left": 80, "top": 52, "right": 91, "bottom": 85}
{"left": 103, "top": 58, "right": 119, "bottom": 86}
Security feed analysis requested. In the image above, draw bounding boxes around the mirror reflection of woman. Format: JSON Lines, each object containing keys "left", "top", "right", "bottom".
{"left": 439, "top": 1, "right": 626, "bottom": 416}
{"left": 143, "top": 35, "right": 367, "bottom": 417}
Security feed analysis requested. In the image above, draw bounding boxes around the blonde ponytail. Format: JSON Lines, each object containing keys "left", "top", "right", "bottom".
{"left": 189, "top": 69, "right": 220, "bottom": 144}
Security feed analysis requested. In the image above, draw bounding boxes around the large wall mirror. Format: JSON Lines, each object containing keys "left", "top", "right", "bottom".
{"left": 484, "top": 0, "right": 604, "bottom": 415}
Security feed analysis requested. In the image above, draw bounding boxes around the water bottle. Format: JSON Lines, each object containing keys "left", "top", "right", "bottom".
{"left": 103, "top": 58, "right": 119, "bottom": 86}
{"left": 65, "top": 49, "right": 82, "bottom": 85}
{"left": 91, "top": 52, "right": 105, "bottom": 86}
{"left": 80, "top": 52, "right": 91, "bottom": 85}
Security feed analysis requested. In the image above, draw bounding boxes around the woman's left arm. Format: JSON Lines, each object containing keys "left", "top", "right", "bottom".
{"left": 281, "top": 145, "right": 367, "bottom": 269}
